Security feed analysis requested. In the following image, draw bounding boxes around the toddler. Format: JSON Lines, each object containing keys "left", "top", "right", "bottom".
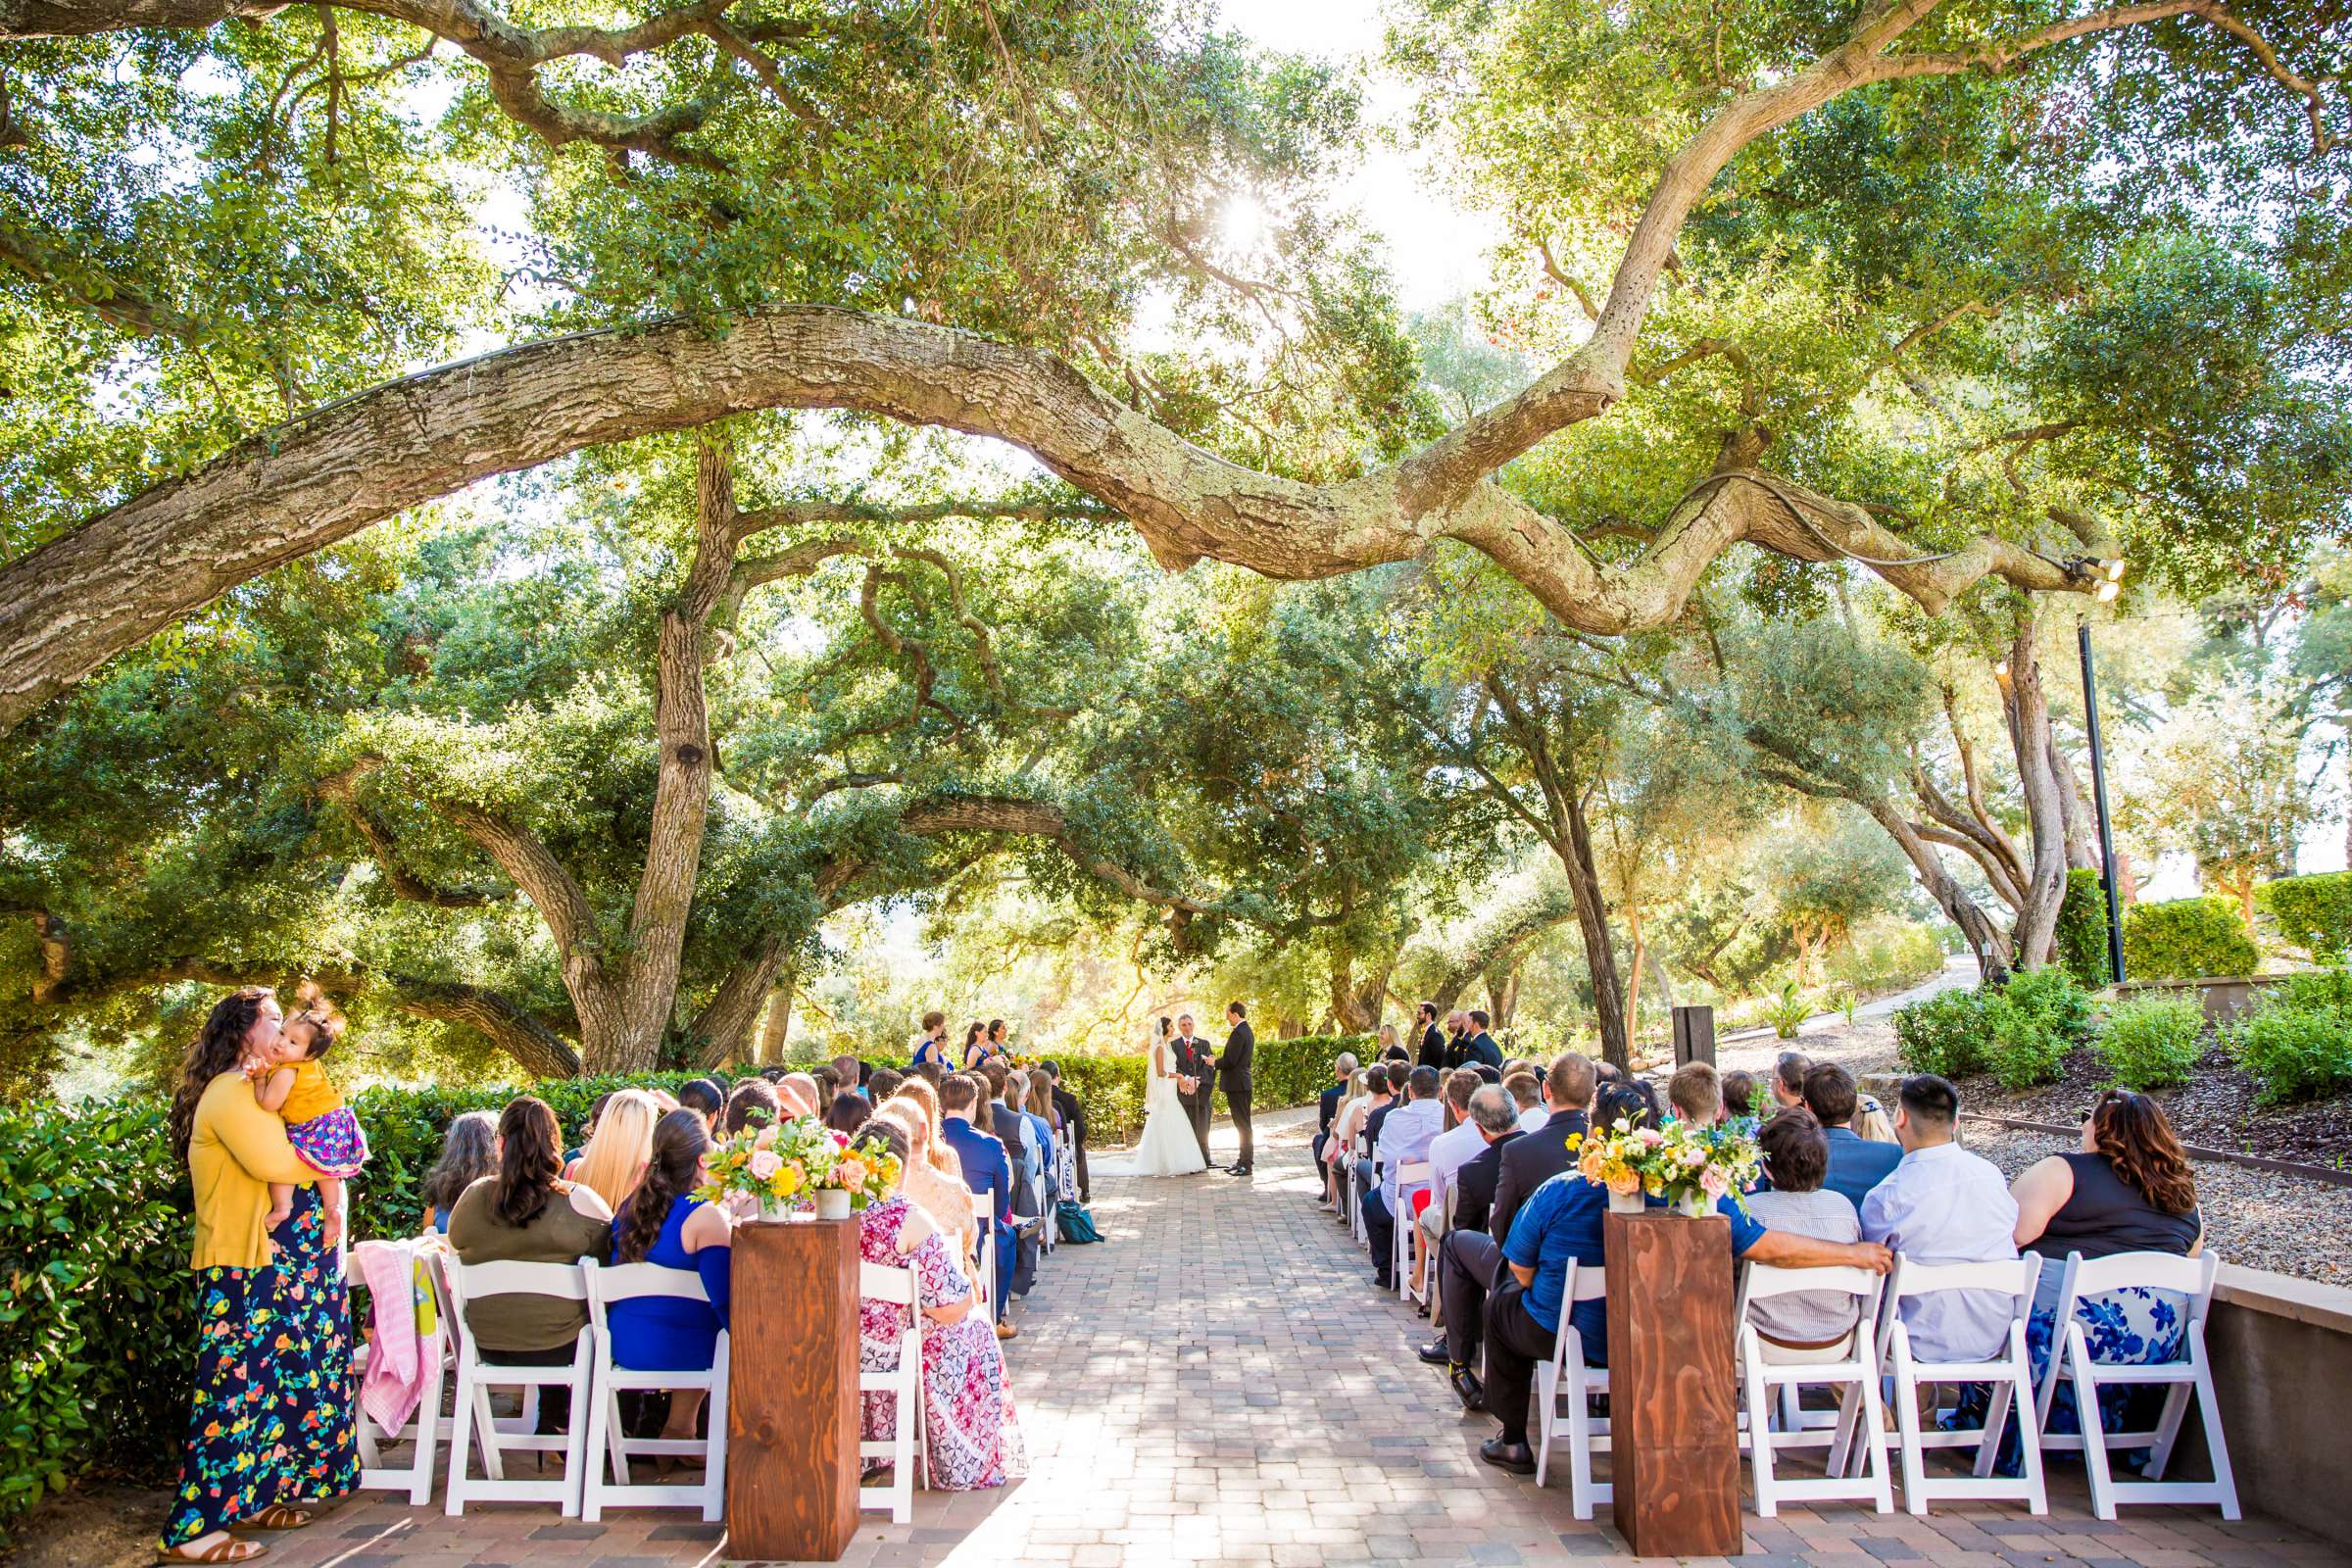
{"left": 252, "top": 992, "right": 369, "bottom": 1249}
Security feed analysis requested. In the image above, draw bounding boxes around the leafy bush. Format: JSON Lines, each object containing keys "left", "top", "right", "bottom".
{"left": 2003, "top": 966, "right": 2095, "bottom": 1042}
{"left": 1894, "top": 987, "right": 1991, "bottom": 1079}
{"left": 2227, "top": 968, "right": 2352, "bottom": 1104}
{"left": 1893, "top": 968, "right": 2088, "bottom": 1089}
{"left": 1762, "top": 981, "right": 1812, "bottom": 1040}
{"left": 2258, "top": 872, "right": 2352, "bottom": 961}
{"left": 2124, "top": 896, "right": 2259, "bottom": 980}
{"left": 2094, "top": 996, "right": 2206, "bottom": 1089}
{"left": 2054, "top": 867, "right": 2114, "bottom": 988}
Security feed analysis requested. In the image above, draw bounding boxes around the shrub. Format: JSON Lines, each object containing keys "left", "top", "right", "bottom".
{"left": 2054, "top": 867, "right": 2114, "bottom": 988}
{"left": 2258, "top": 872, "right": 2352, "bottom": 961}
{"left": 1827, "top": 920, "right": 1944, "bottom": 995}
{"left": 2124, "top": 896, "right": 2259, "bottom": 980}
{"left": 1894, "top": 987, "right": 1991, "bottom": 1079}
{"left": 2094, "top": 996, "right": 2206, "bottom": 1090}
{"left": 1982, "top": 995, "right": 2064, "bottom": 1089}
{"left": 2004, "top": 966, "right": 2095, "bottom": 1043}
{"left": 1762, "top": 981, "right": 1812, "bottom": 1040}
{"left": 2227, "top": 967, "right": 2352, "bottom": 1104}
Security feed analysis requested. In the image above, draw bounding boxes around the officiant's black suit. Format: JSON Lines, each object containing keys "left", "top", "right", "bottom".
{"left": 1219, "top": 1017, "right": 1256, "bottom": 1172}
{"left": 1170, "top": 1032, "right": 1216, "bottom": 1163}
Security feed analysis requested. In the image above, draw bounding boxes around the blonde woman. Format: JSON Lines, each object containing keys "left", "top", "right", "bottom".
{"left": 1375, "top": 1022, "right": 1403, "bottom": 1062}
{"left": 881, "top": 1083, "right": 979, "bottom": 1265}
{"left": 569, "top": 1088, "right": 660, "bottom": 1213}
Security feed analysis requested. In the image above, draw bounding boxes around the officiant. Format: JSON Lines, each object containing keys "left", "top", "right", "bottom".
{"left": 1169, "top": 1013, "right": 1216, "bottom": 1164}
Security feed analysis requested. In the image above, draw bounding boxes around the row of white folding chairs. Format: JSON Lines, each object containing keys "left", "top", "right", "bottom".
{"left": 1527, "top": 1248, "right": 2237, "bottom": 1524}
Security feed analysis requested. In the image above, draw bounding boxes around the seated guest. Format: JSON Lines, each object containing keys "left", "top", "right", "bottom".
{"left": 2005, "top": 1088, "right": 2203, "bottom": 1448}
{"left": 724, "top": 1078, "right": 783, "bottom": 1136}
{"left": 607, "top": 1109, "right": 732, "bottom": 1445}
{"left": 778, "top": 1072, "right": 821, "bottom": 1120}
{"left": 1313, "top": 1054, "right": 1358, "bottom": 1193}
{"left": 570, "top": 1088, "right": 661, "bottom": 1214}
{"left": 1421, "top": 1052, "right": 1595, "bottom": 1405}
{"left": 811, "top": 1063, "right": 841, "bottom": 1104}
{"left": 564, "top": 1092, "right": 612, "bottom": 1168}
{"left": 1720, "top": 1070, "right": 1759, "bottom": 1122}
{"left": 1853, "top": 1093, "right": 1897, "bottom": 1143}
{"left": 1447, "top": 1087, "right": 1522, "bottom": 1236}
{"left": 853, "top": 1118, "right": 1026, "bottom": 1489}
{"left": 1802, "top": 1062, "right": 1903, "bottom": 1209}
{"left": 833, "top": 1053, "right": 868, "bottom": 1098}
{"left": 1667, "top": 1061, "right": 1724, "bottom": 1124}
{"left": 674, "top": 1077, "right": 726, "bottom": 1135}
{"left": 1421, "top": 1069, "right": 1487, "bottom": 1238}
{"left": 1479, "top": 1084, "right": 1893, "bottom": 1475}
{"left": 875, "top": 1094, "right": 979, "bottom": 1268}
{"left": 1043, "top": 1061, "right": 1090, "bottom": 1205}
{"left": 938, "top": 1073, "right": 1018, "bottom": 1341}
{"left": 448, "top": 1097, "right": 614, "bottom": 1433}
{"left": 1503, "top": 1071, "right": 1546, "bottom": 1133}
{"left": 1322, "top": 1067, "right": 1378, "bottom": 1206}
{"left": 826, "top": 1092, "right": 869, "bottom": 1135}
{"left": 913, "top": 1058, "right": 947, "bottom": 1091}
{"left": 1773, "top": 1051, "right": 1812, "bottom": 1109}
{"left": 421, "top": 1109, "right": 497, "bottom": 1234}
{"left": 1364, "top": 1065, "right": 1446, "bottom": 1291}
{"left": 1859, "top": 1074, "right": 2020, "bottom": 1364}
{"left": 1359, "top": 1061, "right": 1405, "bottom": 1155}
{"left": 1022, "top": 1070, "right": 1063, "bottom": 1201}
{"left": 1744, "top": 1111, "right": 1862, "bottom": 1359}
{"left": 868, "top": 1067, "right": 905, "bottom": 1103}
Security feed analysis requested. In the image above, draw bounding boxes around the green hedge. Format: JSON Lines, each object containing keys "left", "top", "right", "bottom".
{"left": 0, "top": 1036, "right": 1372, "bottom": 1529}
{"left": 1893, "top": 968, "right": 2093, "bottom": 1089}
{"left": 2054, "top": 867, "right": 2113, "bottom": 988}
{"left": 2258, "top": 872, "right": 2352, "bottom": 962}
{"left": 2124, "top": 896, "right": 2259, "bottom": 981}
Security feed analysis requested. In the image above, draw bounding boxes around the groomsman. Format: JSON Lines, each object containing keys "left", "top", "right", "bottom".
{"left": 1415, "top": 1002, "right": 1446, "bottom": 1069}
{"left": 1170, "top": 1014, "right": 1217, "bottom": 1164}
{"left": 1461, "top": 1009, "right": 1504, "bottom": 1071}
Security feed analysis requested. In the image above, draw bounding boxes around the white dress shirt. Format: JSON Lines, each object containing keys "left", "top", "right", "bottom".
{"left": 1517, "top": 1104, "right": 1550, "bottom": 1135}
{"left": 1860, "top": 1141, "right": 2022, "bottom": 1362}
{"left": 1425, "top": 1118, "right": 1486, "bottom": 1217}
{"left": 1374, "top": 1097, "right": 1446, "bottom": 1209}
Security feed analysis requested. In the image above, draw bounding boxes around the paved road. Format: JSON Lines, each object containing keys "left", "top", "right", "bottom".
{"left": 273, "top": 1110, "right": 2330, "bottom": 1567}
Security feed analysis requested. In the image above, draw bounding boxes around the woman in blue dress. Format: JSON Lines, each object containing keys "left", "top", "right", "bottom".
{"left": 959, "top": 1020, "right": 1001, "bottom": 1071}
{"left": 606, "top": 1109, "right": 733, "bottom": 1446}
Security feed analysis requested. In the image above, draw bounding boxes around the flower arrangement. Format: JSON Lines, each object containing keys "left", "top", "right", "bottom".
{"left": 697, "top": 1114, "right": 903, "bottom": 1220}
{"left": 1570, "top": 1111, "right": 1761, "bottom": 1218}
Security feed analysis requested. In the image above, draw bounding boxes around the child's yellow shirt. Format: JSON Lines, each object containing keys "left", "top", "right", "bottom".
{"left": 279, "top": 1056, "right": 344, "bottom": 1123}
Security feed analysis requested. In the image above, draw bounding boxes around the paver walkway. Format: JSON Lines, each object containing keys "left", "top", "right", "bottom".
{"left": 275, "top": 1110, "right": 2341, "bottom": 1568}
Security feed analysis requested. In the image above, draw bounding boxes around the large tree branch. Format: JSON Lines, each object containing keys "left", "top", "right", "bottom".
{"left": 0, "top": 307, "right": 2099, "bottom": 735}
{"left": 317, "top": 761, "right": 504, "bottom": 907}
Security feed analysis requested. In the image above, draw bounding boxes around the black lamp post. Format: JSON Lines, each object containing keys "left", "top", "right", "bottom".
{"left": 2078, "top": 618, "right": 2127, "bottom": 985}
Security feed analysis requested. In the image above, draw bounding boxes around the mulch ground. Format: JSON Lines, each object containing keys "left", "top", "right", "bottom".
{"left": 1957, "top": 1042, "right": 2352, "bottom": 1170}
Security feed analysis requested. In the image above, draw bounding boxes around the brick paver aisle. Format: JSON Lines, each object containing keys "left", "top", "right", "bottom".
{"left": 287, "top": 1110, "right": 2342, "bottom": 1568}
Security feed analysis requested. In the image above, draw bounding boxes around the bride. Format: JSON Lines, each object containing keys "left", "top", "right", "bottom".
{"left": 1130, "top": 1017, "right": 1208, "bottom": 1178}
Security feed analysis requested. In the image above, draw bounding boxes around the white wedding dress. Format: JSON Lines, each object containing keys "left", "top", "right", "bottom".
{"left": 1130, "top": 1038, "right": 1208, "bottom": 1177}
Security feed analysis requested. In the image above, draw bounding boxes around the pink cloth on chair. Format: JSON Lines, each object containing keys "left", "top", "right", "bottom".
{"left": 353, "top": 1238, "right": 438, "bottom": 1434}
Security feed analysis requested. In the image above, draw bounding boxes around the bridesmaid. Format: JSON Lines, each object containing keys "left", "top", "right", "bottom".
{"left": 161, "top": 987, "right": 359, "bottom": 1564}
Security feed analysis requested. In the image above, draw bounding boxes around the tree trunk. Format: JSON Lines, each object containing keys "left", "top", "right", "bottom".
{"left": 1558, "top": 783, "right": 1633, "bottom": 1070}
{"left": 2052, "top": 736, "right": 2099, "bottom": 870}
{"left": 1485, "top": 955, "right": 1523, "bottom": 1030}
{"left": 1620, "top": 905, "right": 1645, "bottom": 1048}
{"left": 2000, "top": 615, "right": 2069, "bottom": 971}
{"left": 1858, "top": 796, "right": 2016, "bottom": 978}
{"left": 1279, "top": 1017, "right": 1306, "bottom": 1040}
{"left": 757, "top": 972, "right": 797, "bottom": 1065}
{"left": 692, "top": 937, "right": 789, "bottom": 1069}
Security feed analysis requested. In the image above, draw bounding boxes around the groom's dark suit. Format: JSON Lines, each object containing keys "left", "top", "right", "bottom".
{"left": 1219, "top": 1018, "right": 1256, "bottom": 1171}
{"left": 1170, "top": 1032, "right": 1216, "bottom": 1163}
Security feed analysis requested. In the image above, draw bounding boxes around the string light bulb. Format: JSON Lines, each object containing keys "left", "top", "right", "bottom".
{"left": 2101, "top": 558, "right": 2127, "bottom": 583}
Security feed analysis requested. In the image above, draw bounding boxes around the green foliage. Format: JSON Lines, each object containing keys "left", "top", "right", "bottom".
{"left": 1894, "top": 969, "right": 2089, "bottom": 1088}
{"left": 2004, "top": 967, "right": 2095, "bottom": 1046}
{"left": 2257, "top": 872, "right": 2352, "bottom": 961}
{"left": 2093, "top": 996, "right": 2206, "bottom": 1090}
{"left": 1826, "top": 920, "right": 1944, "bottom": 997}
{"left": 1761, "top": 981, "right": 1811, "bottom": 1041}
{"left": 2055, "top": 868, "right": 2115, "bottom": 988}
{"left": 1894, "top": 986, "right": 1991, "bottom": 1079}
{"left": 2124, "top": 897, "right": 2260, "bottom": 980}
{"left": 2226, "top": 969, "right": 2352, "bottom": 1105}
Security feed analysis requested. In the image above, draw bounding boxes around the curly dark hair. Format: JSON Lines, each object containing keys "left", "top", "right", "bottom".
{"left": 491, "top": 1097, "right": 564, "bottom": 1229}
{"left": 615, "top": 1109, "right": 712, "bottom": 1265}
{"left": 2089, "top": 1090, "right": 2197, "bottom": 1215}
{"left": 169, "top": 987, "right": 276, "bottom": 1167}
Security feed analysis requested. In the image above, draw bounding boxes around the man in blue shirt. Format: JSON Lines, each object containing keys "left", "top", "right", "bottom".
{"left": 938, "top": 1073, "right": 1019, "bottom": 1340}
{"left": 1803, "top": 1063, "right": 1903, "bottom": 1209}
{"left": 1478, "top": 1084, "right": 1895, "bottom": 1475}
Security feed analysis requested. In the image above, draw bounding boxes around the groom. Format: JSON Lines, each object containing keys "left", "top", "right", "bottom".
{"left": 1170, "top": 1013, "right": 1216, "bottom": 1166}
{"left": 1220, "top": 1000, "right": 1256, "bottom": 1176}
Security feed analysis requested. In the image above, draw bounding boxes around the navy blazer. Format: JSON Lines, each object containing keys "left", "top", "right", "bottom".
{"left": 942, "top": 1113, "right": 1012, "bottom": 1226}
{"left": 1317, "top": 1082, "right": 1346, "bottom": 1136}
{"left": 1821, "top": 1125, "right": 1903, "bottom": 1211}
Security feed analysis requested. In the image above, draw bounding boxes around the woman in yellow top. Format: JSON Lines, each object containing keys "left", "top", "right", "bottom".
{"left": 250, "top": 990, "right": 368, "bottom": 1250}
{"left": 160, "top": 988, "right": 359, "bottom": 1565}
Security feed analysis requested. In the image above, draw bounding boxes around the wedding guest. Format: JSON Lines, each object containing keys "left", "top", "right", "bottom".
{"left": 874, "top": 1096, "right": 979, "bottom": 1266}
{"left": 565, "top": 1092, "right": 612, "bottom": 1169}
{"left": 832, "top": 1053, "right": 868, "bottom": 1097}
{"left": 939, "top": 1074, "right": 1017, "bottom": 1339}
{"left": 1022, "top": 1070, "right": 1062, "bottom": 1200}
{"left": 1859, "top": 1074, "right": 2020, "bottom": 1363}
{"left": 1323, "top": 1067, "right": 1378, "bottom": 1203}
{"left": 1420, "top": 1070, "right": 1487, "bottom": 1244}
{"left": 161, "top": 988, "right": 357, "bottom": 1564}
{"left": 1743, "top": 1111, "right": 1863, "bottom": 1358}
{"left": 1447, "top": 1087, "right": 1522, "bottom": 1236}
{"left": 448, "top": 1097, "right": 614, "bottom": 1434}
{"left": 1773, "top": 1051, "right": 1812, "bottom": 1109}
{"left": 1802, "top": 1063, "right": 1903, "bottom": 1208}
{"left": 1668, "top": 1061, "right": 1724, "bottom": 1124}
{"left": 1314, "top": 1053, "right": 1358, "bottom": 1196}
{"left": 778, "top": 1072, "right": 821, "bottom": 1119}
{"left": 608, "top": 1109, "right": 732, "bottom": 1446}
{"left": 1853, "top": 1093, "right": 1898, "bottom": 1144}
{"left": 1360, "top": 1060, "right": 1405, "bottom": 1152}
{"left": 1720, "top": 1070, "right": 1759, "bottom": 1121}
{"left": 1461, "top": 1010, "right": 1504, "bottom": 1071}
{"left": 724, "top": 1078, "right": 784, "bottom": 1135}
{"left": 988, "top": 1018, "right": 1011, "bottom": 1059}
{"left": 422, "top": 1110, "right": 498, "bottom": 1234}
{"left": 853, "top": 1118, "right": 1026, "bottom": 1489}
{"left": 912, "top": 1059, "right": 947, "bottom": 1090}
{"left": 1416, "top": 1001, "right": 1446, "bottom": 1069}
{"left": 869, "top": 1067, "right": 905, "bottom": 1103}
{"left": 1365, "top": 1065, "right": 1445, "bottom": 1292}
{"left": 1489, "top": 1054, "right": 1598, "bottom": 1248}
{"left": 1443, "top": 1010, "right": 1470, "bottom": 1065}
{"left": 675, "top": 1078, "right": 726, "bottom": 1135}
{"left": 571, "top": 1088, "right": 661, "bottom": 1214}
{"left": 812, "top": 1063, "right": 842, "bottom": 1104}
{"left": 1503, "top": 1070, "right": 1545, "bottom": 1133}
{"left": 1376, "top": 1022, "right": 1407, "bottom": 1065}
{"left": 827, "top": 1092, "right": 870, "bottom": 1135}
{"left": 1042, "top": 1061, "right": 1090, "bottom": 1204}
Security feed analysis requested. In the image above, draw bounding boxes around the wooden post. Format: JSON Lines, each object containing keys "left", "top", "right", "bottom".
{"left": 727, "top": 1218, "right": 859, "bottom": 1561}
{"left": 1671, "top": 1004, "right": 1716, "bottom": 1068}
{"left": 1605, "top": 1209, "right": 1740, "bottom": 1557}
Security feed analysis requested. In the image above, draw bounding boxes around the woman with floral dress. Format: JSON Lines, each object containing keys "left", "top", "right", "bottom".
{"left": 851, "top": 1118, "right": 1025, "bottom": 1491}
{"left": 161, "top": 987, "right": 360, "bottom": 1564}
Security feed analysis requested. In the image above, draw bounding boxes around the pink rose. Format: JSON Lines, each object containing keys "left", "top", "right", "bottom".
{"left": 1637, "top": 1127, "right": 1664, "bottom": 1147}
{"left": 1700, "top": 1167, "right": 1727, "bottom": 1199}
{"left": 831, "top": 1130, "right": 852, "bottom": 1148}
{"left": 748, "top": 1149, "right": 782, "bottom": 1180}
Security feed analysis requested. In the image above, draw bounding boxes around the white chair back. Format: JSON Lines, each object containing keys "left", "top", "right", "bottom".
{"left": 348, "top": 1239, "right": 458, "bottom": 1506}
{"left": 858, "top": 1258, "right": 927, "bottom": 1522}
{"left": 439, "top": 1255, "right": 595, "bottom": 1518}
{"left": 1879, "top": 1252, "right": 2047, "bottom": 1517}
{"left": 1535, "top": 1258, "right": 1613, "bottom": 1516}
{"left": 1737, "top": 1262, "right": 1893, "bottom": 1517}
{"left": 576, "top": 1257, "right": 728, "bottom": 1523}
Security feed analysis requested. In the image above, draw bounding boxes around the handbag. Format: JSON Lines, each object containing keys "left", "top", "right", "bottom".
{"left": 1054, "top": 1200, "right": 1102, "bottom": 1244}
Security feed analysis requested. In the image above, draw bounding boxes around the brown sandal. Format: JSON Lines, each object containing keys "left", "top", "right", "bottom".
{"left": 244, "top": 1505, "right": 312, "bottom": 1532}
{"left": 158, "top": 1539, "right": 267, "bottom": 1564}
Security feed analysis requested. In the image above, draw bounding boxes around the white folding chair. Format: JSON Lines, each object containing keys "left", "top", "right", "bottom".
{"left": 967, "top": 1189, "right": 998, "bottom": 1316}
{"left": 858, "top": 1260, "right": 929, "bottom": 1523}
{"left": 577, "top": 1260, "right": 729, "bottom": 1522}
{"left": 1351, "top": 1134, "right": 1371, "bottom": 1247}
{"left": 440, "top": 1257, "right": 597, "bottom": 1517}
{"left": 2034, "top": 1250, "right": 2239, "bottom": 1520}
{"left": 348, "top": 1243, "right": 456, "bottom": 1506}
{"left": 1392, "top": 1160, "right": 1434, "bottom": 1301}
{"left": 1534, "top": 1260, "right": 1612, "bottom": 1518}
{"left": 1879, "top": 1255, "right": 2047, "bottom": 1515}
{"left": 1737, "top": 1263, "right": 1894, "bottom": 1516}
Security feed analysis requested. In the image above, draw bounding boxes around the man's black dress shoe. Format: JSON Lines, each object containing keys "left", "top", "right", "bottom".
{"left": 1227, "top": 1163, "right": 1251, "bottom": 1175}
{"left": 1478, "top": 1437, "right": 1535, "bottom": 1474}
{"left": 1416, "top": 1340, "right": 1448, "bottom": 1366}
{"left": 1450, "top": 1366, "right": 1486, "bottom": 1411}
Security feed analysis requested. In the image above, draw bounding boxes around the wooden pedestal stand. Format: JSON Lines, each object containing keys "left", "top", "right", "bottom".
{"left": 1604, "top": 1209, "right": 1741, "bottom": 1557}
{"left": 726, "top": 1218, "right": 859, "bottom": 1562}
